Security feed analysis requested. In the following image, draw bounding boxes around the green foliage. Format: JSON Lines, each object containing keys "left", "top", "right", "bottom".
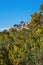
{"left": 40, "top": 4, "right": 43, "bottom": 13}
{"left": 0, "top": 4, "right": 43, "bottom": 65}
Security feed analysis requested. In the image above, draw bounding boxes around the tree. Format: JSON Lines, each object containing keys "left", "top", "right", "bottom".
{"left": 40, "top": 4, "right": 43, "bottom": 13}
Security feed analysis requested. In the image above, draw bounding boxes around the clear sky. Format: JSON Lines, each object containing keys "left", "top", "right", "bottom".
{"left": 0, "top": 0, "right": 43, "bottom": 31}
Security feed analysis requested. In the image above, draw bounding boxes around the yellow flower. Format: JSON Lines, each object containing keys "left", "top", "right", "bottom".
{"left": 37, "top": 28, "right": 42, "bottom": 33}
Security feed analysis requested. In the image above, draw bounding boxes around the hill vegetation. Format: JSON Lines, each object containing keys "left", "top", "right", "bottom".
{"left": 0, "top": 4, "right": 43, "bottom": 65}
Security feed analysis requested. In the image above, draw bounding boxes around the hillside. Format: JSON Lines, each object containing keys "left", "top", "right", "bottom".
{"left": 0, "top": 4, "right": 43, "bottom": 65}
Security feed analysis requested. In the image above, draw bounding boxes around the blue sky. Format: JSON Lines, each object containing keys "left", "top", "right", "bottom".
{"left": 0, "top": 0, "right": 43, "bottom": 31}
